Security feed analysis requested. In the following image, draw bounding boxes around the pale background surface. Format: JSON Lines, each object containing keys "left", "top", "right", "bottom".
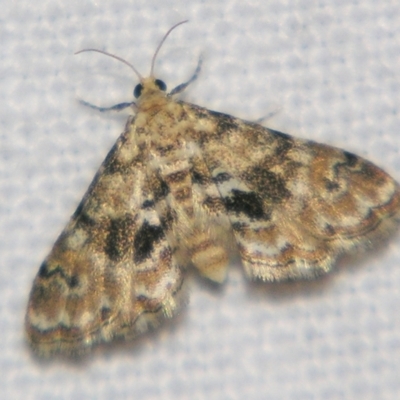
{"left": 1, "top": 1, "right": 400, "bottom": 399}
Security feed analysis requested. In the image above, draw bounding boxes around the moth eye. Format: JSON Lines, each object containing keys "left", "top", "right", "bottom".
{"left": 155, "top": 79, "right": 167, "bottom": 91}
{"left": 134, "top": 84, "right": 143, "bottom": 98}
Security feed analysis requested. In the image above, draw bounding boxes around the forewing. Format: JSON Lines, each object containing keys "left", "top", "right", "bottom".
{"left": 25, "top": 118, "right": 184, "bottom": 356}
{"left": 186, "top": 104, "right": 400, "bottom": 281}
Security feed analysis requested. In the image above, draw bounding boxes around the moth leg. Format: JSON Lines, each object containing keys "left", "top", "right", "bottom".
{"left": 79, "top": 99, "right": 137, "bottom": 112}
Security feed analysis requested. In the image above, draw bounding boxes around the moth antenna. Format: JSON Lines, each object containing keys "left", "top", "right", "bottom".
{"left": 75, "top": 49, "right": 143, "bottom": 81}
{"left": 150, "top": 20, "right": 188, "bottom": 77}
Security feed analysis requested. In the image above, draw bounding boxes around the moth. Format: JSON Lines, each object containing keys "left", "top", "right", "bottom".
{"left": 25, "top": 21, "right": 400, "bottom": 356}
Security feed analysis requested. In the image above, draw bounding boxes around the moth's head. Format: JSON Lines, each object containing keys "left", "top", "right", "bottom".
{"left": 133, "top": 77, "right": 167, "bottom": 99}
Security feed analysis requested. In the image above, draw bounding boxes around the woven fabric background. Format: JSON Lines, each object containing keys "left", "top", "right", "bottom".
{"left": 1, "top": 1, "right": 400, "bottom": 399}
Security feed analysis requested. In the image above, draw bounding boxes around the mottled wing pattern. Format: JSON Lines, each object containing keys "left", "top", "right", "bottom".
{"left": 184, "top": 103, "right": 400, "bottom": 281}
{"left": 25, "top": 117, "right": 184, "bottom": 356}
{"left": 26, "top": 64, "right": 400, "bottom": 356}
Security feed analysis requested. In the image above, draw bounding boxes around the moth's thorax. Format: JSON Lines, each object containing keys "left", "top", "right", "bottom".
{"left": 134, "top": 97, "right": 189, "bottom": 147}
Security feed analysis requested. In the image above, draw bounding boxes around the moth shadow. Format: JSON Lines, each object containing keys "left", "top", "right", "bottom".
{"left": 244, "top": 237, "right": 399, "bottom": 304}
{"left": 28, "top": 303, "right": 189, "bottom": 366}
{"left": 28, "top": 233, "right": 398, "bottom": 364}
{"left": 96, "top": 309, "right": 189, "bottom": 360}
